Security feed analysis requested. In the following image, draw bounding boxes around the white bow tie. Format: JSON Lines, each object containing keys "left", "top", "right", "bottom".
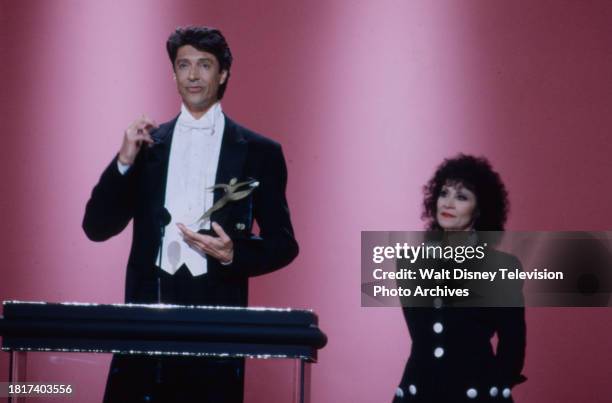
{"left": 178, "top": 119, "right": 215, "bottom": 135}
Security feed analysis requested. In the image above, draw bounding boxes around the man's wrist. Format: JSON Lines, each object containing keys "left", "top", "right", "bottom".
{"left": 117, "top": 152, "right": 134, "bottom": 165}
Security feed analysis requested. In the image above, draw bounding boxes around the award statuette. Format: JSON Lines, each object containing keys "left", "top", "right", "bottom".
{"left": 190, "top": 177, "right": 259, "bottom": 236}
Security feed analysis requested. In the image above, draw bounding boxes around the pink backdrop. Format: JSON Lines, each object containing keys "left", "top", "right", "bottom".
{"left": 1, "top": 0, "right": 612, "bottom": 402}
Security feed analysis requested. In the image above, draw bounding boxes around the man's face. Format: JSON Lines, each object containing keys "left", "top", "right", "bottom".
{"left": 174, "top": 45, "right": 227, "bottom": 117}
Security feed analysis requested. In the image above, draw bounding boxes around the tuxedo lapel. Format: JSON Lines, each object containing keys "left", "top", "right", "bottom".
{"left": 211, "top": 116, "right": 248, "bottom": 227}
{"left": 214, "top": 116, "right": 248, "bottom": 203}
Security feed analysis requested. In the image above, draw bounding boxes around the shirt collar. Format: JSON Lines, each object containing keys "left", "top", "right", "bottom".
{"left": 177, "top": 102, "right": 223, "bottom": 129}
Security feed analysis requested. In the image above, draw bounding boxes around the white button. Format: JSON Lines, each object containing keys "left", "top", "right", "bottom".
{"left": 433, "top": 297, "right": 443, "bottom": 308}
{"left": 502, "top": 388, "right": 511, "bottom": 398}
{"left": 433, "top": 347, "right": 444, "bottom": 358}
{"left": 433, "top": 322, "right": 443, "bottom": 333}
{"left": 489, "top": 387, "right": 499, "bottom": 397}
{"left": 395, "top": 387, "right": 404, "bottom": 398}
{"left": 466, "top": 388, "right": 478, "bottom": 399}
{"left": 408, "top": 384, "right": 417, "bottom": 395}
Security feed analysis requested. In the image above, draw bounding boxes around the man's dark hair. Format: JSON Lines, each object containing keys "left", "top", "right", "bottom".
{"left": 422, "top": 154, "right": 509, "bottom": 231}
{"left": 166, "top": 26, "right": 233, "bottom": 99}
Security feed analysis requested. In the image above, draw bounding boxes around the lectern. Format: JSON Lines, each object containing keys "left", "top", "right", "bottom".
{"left": 0, "top": 300, "right": 327, "bottom": 403}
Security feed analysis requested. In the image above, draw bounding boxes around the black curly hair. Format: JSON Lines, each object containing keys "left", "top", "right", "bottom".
{"left": 422, "top": 154, "right": 509, "bottom": 231}
{"left": 166, "top": 26, "right": 233, "bottom": 100}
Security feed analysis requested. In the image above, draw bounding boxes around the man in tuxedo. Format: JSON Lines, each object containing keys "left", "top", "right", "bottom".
{"left": 83, "top": 26, "right": 299, "bottom": 403}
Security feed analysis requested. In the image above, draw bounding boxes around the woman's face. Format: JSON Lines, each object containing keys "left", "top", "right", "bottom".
{"left": 436, "top": 182, "right": 477, "bottom": 231}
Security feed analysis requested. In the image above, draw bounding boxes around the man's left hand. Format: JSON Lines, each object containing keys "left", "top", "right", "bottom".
{"left": 177, "top": 222, "right": 234, "bottom": 264}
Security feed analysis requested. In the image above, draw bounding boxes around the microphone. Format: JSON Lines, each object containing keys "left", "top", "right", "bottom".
{"left": 159, "top": 207, "right": 172, "bottom": 227}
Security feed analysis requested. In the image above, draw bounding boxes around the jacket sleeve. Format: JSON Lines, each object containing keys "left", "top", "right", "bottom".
{"left": 82, "top": 154, "right": 138, "bottom": 241}
{"left": 495, "top": 255, "right": 527, "bottom": 388}
{"left": 495, "top": 307, "right": 527, "bottom": 388}
{"left": 229, "top": 143, "right": 299, "bottom": 276}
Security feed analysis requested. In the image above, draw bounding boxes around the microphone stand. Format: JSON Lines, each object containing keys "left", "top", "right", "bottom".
{"left": 156, "top": 207, "right": 171, "bottom": 385}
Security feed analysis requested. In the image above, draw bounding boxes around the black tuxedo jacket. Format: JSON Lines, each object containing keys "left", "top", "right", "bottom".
{"left": 83, "top": 115, "right": 299, "bottom": 306}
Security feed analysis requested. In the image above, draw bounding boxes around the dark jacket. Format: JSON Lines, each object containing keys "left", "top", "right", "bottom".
{"left": 394, "top": 249, "right": 527, "bottom": 403}
{"left": 83, "top": 115, "right": 299, "bottom": 306}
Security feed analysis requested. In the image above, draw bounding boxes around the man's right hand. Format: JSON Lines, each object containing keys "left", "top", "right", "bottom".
{"left": 118, "top": 115, "right": 159, "bottom": 165}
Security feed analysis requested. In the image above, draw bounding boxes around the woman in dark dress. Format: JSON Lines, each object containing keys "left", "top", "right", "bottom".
{"left": 393, "top": 155, "right": 527, "bottom": 403}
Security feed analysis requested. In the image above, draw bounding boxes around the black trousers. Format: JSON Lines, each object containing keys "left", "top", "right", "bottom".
{"left": 104, "top": 265, "right": 245, "bottom": 403}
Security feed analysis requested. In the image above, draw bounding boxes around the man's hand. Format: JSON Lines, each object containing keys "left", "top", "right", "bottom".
{"left": 118, "top": 115, "right": 159, "bottom": 165}
{"left": 176, "top": 222, "right": 234, "bottom": 264}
